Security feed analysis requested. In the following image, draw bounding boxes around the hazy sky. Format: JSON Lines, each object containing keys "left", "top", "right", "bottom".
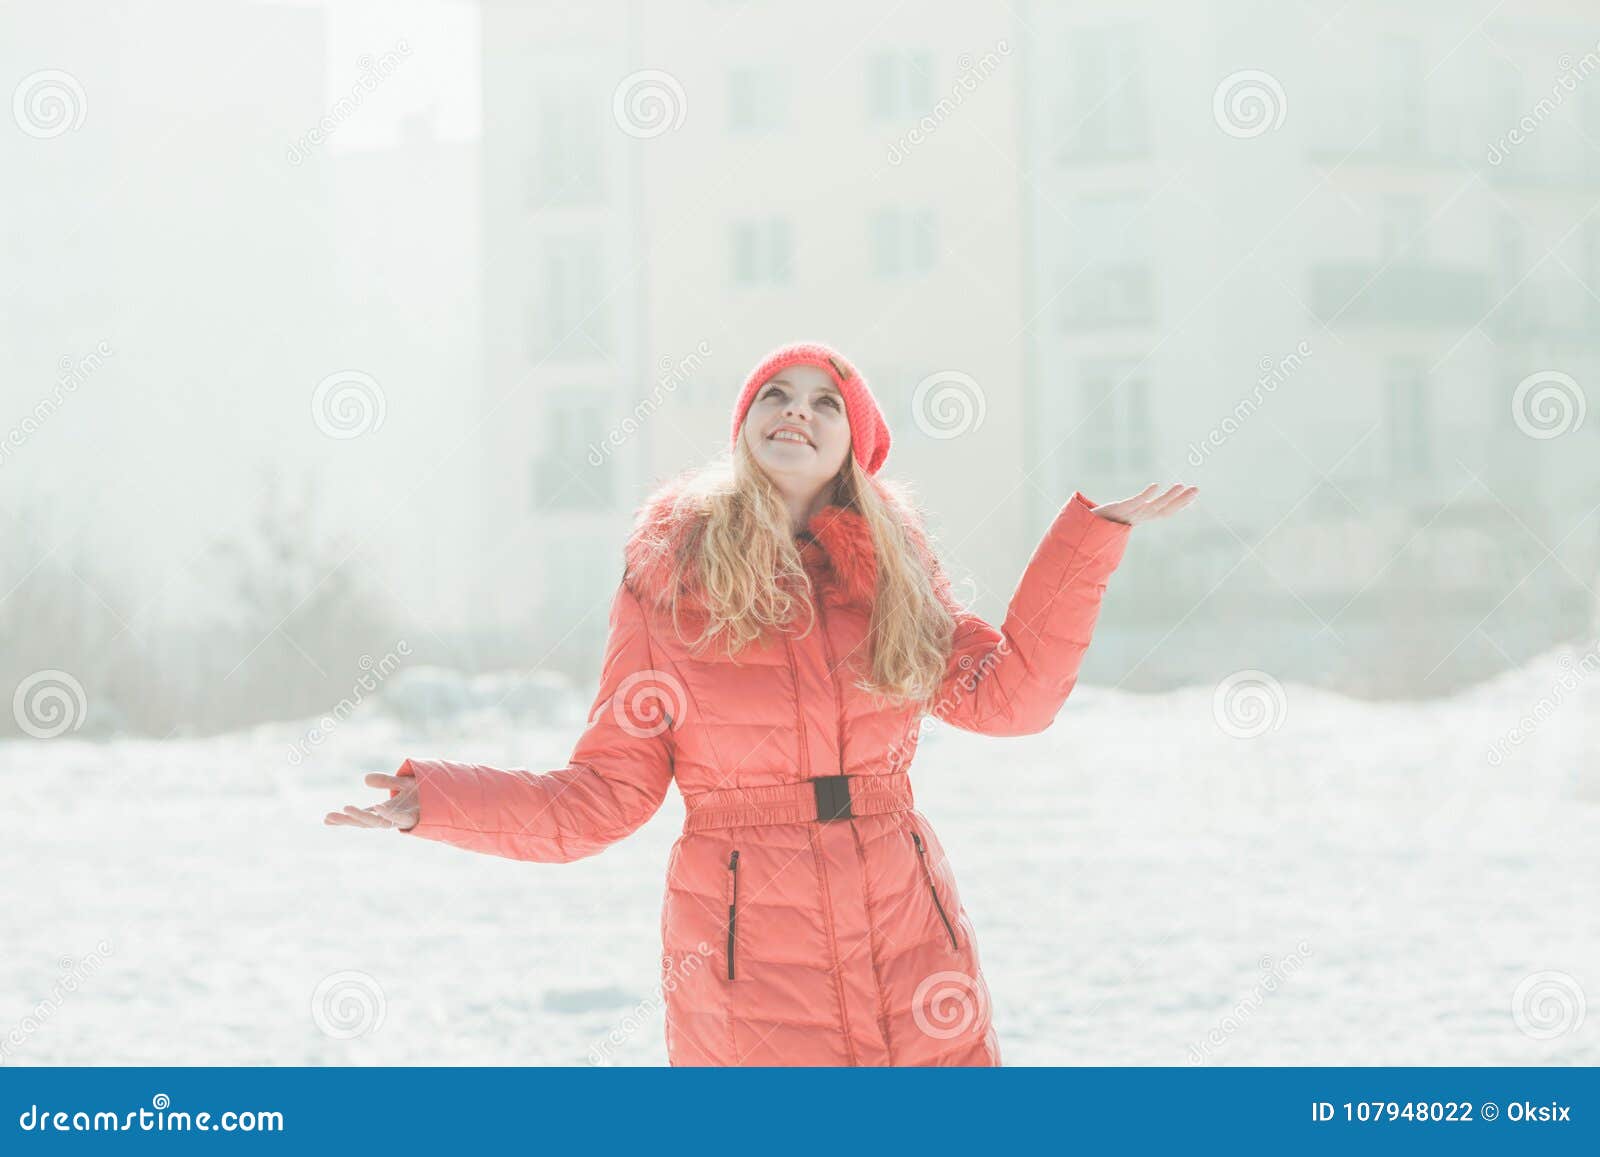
{"left": 315, "top": 0, "right": 481, "bottom": 148}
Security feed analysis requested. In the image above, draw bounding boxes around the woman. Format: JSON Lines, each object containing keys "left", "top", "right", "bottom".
{"left": 326, "top": 341, "right": 1197, "bottom": 1065}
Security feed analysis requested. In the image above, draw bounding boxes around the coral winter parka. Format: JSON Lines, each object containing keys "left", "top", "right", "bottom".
{"left": 394, "top": 480, "right": 1132, "bottom": 1065}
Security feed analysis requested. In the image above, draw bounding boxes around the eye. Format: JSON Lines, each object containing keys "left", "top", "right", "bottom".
{"left": 819, "top": 396, "right": 842, "bottom": 410}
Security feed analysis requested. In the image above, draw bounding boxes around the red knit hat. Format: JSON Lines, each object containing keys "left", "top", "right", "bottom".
{"left": 730, "top": 341, "right": 890, "bottom": 475}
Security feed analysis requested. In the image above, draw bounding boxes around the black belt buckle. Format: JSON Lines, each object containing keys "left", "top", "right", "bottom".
{"left": 812, "top": 774, "right": 853, "bottom": 822}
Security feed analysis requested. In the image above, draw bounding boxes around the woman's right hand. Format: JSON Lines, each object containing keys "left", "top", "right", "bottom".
{"left": 323, "top": 772, "right": 419, "bottom": 832}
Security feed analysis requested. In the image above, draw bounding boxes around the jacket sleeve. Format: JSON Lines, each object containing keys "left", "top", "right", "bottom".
{"left": 391, "top": 577, "right": 676, "bottom": 863}
{"left": 928, "top": 491, "right": 1131, "bottom": 736}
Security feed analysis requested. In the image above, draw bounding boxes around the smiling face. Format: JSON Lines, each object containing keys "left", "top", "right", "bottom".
{"left": 740, "top": 362, "right": 853, "bottom": 496}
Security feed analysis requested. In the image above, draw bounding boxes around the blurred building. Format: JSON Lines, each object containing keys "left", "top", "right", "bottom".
{"left": 1018, "top": 0, "right": 1600, "bottom": 693}
{"left": 478, "top": 0, "right": 1028, "bottom": 671}
{"left": 477, "top": 0, "right": 1600, "bottom": 694}
{"left": 476, "top": 1, "right": 640, "bottom": 668}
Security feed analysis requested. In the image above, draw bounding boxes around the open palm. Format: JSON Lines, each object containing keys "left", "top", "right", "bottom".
{"left": 324, "top": 772, "right": 418, "bottom": 831}
{"left": 1090, "top": 483, "right": 1199, "bottom": 526}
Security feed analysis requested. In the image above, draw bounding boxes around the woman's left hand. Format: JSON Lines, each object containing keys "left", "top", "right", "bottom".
{"left": 1090, "top": 483, "right": 1199, "bottom": 526}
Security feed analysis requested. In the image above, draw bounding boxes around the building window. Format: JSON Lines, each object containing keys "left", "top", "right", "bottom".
{"left": 1060, "top": 25, "right": 1146, "bottom": 160}
{"left": 530, "top": 394, "right": 614, "bottom": 512}
{"left": 549, "top": 549, "right": 602, "bottom": 624}
{"left": 1380, "top": 196, "right": 1426, "bottom": 260}
{"left": 869, "top": 207, "right": 938, "bottom": 276}
{"left": 529, "top": 86, "right": 602, "bottom": 206}
{"left": 1079, "top": 361, "right": 1152, "bottom": 476}
{"left": 1062, "top": 193, "right": 1153, "bottom": 326}
{"left": 1384, "top": 359, "right": 1431, "bottom": 478}
{"left": 731, "top": 218, "right": 794, "bottom": 285}
{"left": 1379, "top": 36, "right": 1424, "bottom": 155}
{"left": 866, "top": 50, "right": 934, "bottom": 120}
{"left": 1495, "top": 213, "right": 1527, "bottom": 336}
{"left": 727, "top": 66, "right": 788, "bottom": 133}
{"left": 1586, "top": 221, "right": 1600, "bottom": 325}
{"left": 530, "top": 235, "right": 608, "bottom": 359}
{"left": 1583, "top": 77, "right": 1600, "bottom": 181}
{"left": 1495, "top": 213, "right": 1524, "bottom": 289}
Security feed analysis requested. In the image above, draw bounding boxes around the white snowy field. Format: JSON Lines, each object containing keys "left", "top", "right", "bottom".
{"left": 2, "top": 647, "right": 1597, "bottom": 1067}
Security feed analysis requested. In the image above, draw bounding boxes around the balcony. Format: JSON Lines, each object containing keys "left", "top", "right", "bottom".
{"left": 1310, "top": 263, "right": 1487, "bottom": 326}
{"left": 1483, "top": 280, "right": 1600, "bottom": 343}
{"left": 1060, "top": 263, "right": 1155, "bottom": 329}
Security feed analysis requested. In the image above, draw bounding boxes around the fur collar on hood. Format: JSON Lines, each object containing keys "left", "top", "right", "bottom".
{"left": 622, "top": 475, "right": 966, "bottom": 621}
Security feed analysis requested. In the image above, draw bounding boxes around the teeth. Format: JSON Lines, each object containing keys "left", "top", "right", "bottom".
{"left": 771, "top": 431, "right": 810, "bottom": 445}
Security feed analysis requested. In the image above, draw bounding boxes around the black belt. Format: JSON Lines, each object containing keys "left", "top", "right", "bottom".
{"left": 811, "top": 773, "right": 853, "bottom": 822}
{"left": 681, "top": 771, "right": 913, "bottom": 831}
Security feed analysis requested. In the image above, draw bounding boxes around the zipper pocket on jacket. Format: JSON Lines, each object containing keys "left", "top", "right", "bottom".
{"left": 725, "top": 849, "right": 740, "bottom": 980}
{"left": 911, "top": 830, "right": 959, "bottom": 951}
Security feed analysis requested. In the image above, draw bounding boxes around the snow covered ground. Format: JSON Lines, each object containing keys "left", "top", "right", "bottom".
{"left": 3, "top": 646, "right": 1597, "bottom": 1066}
